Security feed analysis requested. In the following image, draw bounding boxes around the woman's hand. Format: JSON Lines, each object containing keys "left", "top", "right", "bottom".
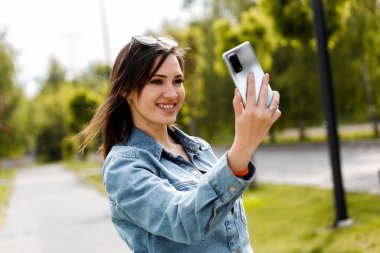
{"left": 227, "top": 72, "right": 281, "bottom": 173}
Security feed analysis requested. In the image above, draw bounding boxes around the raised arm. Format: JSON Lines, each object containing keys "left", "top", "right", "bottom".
{"left": 228, "top": 72, "right": 281, "bottom": 173}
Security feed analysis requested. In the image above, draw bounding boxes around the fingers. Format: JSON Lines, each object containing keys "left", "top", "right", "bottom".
{"left": 267, "top": 91, "right": 281, "bottom": 118}
{"left": 257, "top": 73, "right": 270, "bottom": 108}
{"left": 240, "top": 72, "right": 281, "bottom": 121}
{"left": 246, "top": 72, "right": 271, "bottom": 109}
{"left": 233, "top": 89, "right": 244, "bottom": 118}
{"left": 245, "top": 72, "right": 256, "bottom": 108}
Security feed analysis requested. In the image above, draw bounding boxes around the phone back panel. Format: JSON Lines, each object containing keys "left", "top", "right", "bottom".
{"left": 223, "top": 41, "right": 272, "bottom": 107}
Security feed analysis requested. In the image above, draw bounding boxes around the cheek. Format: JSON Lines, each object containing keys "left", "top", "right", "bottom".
{"left": 178, "top": 88, "right": 185, "bottom": 106}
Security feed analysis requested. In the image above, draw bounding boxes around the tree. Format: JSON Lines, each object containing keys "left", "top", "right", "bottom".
{"left": 258, "top": 0, "right": 345, "bottom": 140}
{"left": 0, "top": 32, "right": 30, "bottom": 158}
{"left": 41, "top": 57, "right": 66, "bottom": 92}
{"left": 30, "top": 58, "right": 69, "bottom": 161}
{"left": 182, "top": 0, "right": 256, "bottom": 21}
{"left": 73, "top": 62, "right": 110, "bottom": 93}
{"left": 332, "top": 0, "right": 379, "bottom": 137}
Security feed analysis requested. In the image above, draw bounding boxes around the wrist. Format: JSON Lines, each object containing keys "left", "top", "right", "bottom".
{"left": 227, "top": 148, "right": 251, "bottom": 174}
{"left": 232, "top": 166, "right": 249, "bottom": 177}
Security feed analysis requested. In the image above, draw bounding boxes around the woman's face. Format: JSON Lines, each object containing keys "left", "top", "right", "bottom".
{"left": 128, "top": 54, "right": 185, "bottom": 129}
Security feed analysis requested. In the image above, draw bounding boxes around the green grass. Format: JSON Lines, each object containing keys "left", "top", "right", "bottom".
{"left": 0, "top": 168, "right": 15, "bottom": 226}
{"left": 264, "top": 130, "right": 375, "bottom": 145}
{"left": 63, "top": 159, "right": 101, "bottom": 171}
{"left": 244, "top": 184, "right": 380, "bottom": 253}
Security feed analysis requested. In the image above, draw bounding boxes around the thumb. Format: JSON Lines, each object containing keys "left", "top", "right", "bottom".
{"left": 233, "top": 89, "right": 244, "bottom": 118}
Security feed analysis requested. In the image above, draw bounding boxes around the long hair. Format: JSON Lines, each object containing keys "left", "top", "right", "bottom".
{"left": 78, "top": 38, "right": 187, "bottom": 160}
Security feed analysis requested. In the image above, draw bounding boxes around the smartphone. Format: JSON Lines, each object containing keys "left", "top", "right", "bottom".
{"left": 222, "top": 41, "right": 273, "bottom": 107}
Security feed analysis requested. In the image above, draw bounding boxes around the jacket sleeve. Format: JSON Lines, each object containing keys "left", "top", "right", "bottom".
{"left": 102, "top": 148, "right": 255, "bottom": 245}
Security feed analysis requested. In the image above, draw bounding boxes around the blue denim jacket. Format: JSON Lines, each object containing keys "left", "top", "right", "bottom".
{"left": 102, "top": 127, "right": 255, "bottom": 253}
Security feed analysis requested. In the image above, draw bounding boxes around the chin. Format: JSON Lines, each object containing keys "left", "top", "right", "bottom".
{"left": 154, "top": 117, "right": 177, "bottom": 126}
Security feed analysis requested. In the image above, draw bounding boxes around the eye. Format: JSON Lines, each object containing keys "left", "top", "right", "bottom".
{"left": 174, "top": 78, "right": 184, "bottom": 85}
{"left": 150, "top": 79, "right": 162, "bottom": 85}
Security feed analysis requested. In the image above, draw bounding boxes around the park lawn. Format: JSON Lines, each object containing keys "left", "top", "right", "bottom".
{"left": 63, "top": 159, "right": 101, "bottom": 172}
{"left": 244, "top": 184, "right": 380, "bottom": 253}
{"left": 0, "top": 168, "right": 15, "bottom": 226}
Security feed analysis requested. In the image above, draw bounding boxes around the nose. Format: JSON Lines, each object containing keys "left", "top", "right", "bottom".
{"left": 163, "top": 82, "right": 178, "bottom": 99}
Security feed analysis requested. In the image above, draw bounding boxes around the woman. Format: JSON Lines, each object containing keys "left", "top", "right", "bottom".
{"left": 80, "top": 35, "right": 281, "bottom": 252}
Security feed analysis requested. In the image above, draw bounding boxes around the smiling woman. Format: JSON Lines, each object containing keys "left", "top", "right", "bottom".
{"left": 127, "top": 54, "right": 185, "bottom": 133}
{"left": 78, "top": 35, "right": 280, "bottom": 252}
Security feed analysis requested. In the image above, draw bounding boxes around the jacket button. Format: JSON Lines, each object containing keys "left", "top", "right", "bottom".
{"left": 228, "top": 185, "right": 237, "bottom": 193}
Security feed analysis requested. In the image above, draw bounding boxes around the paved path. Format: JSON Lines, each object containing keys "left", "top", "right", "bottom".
{"left": 215, "top": 140, "right": 380, "bottom": 194}
{"left": 0, "top": 164, "right": 130, "bottom": 253}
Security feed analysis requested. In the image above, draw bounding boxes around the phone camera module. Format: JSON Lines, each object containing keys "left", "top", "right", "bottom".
{"left": 228, "top": 53, "right": 243, "bottom": 73}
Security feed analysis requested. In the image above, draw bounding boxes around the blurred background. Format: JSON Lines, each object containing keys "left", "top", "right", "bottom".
{"left": 0, "top": 0, "right": 379, "bottom": 253}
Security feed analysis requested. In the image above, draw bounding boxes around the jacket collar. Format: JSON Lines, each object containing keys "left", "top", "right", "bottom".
{"left": 124, "top": 126, "right": 201, "bottom": 160}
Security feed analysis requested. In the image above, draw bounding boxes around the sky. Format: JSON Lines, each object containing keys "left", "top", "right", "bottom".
{"left": 0, "top": 0, "right": 202, "bottom": 97}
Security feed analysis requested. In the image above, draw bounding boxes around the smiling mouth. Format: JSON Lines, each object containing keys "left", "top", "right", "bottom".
{"left": 157, "top": 104, "right": 176, "bottom": 110}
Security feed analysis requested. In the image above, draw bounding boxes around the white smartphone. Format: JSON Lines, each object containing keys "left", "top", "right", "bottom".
{"left": 222, "top": 41, "right": 273, "bottom": 107}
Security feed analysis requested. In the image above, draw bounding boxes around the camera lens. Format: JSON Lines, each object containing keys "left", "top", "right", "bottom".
{"left": 229, "top": 53, "right": 243, "bottom": 73}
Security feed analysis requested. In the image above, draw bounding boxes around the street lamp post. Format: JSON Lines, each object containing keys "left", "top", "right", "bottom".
{"left": 310, "top": 0, "right": 352, "bottom": 227}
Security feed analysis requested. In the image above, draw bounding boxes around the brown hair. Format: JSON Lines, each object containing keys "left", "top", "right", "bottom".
{"left": 78, "top": 38, "right": 187, "bottom": 160}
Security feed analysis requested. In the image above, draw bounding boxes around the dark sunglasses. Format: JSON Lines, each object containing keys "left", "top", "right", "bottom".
{"left": 128, "top": 35, "right": 178, "bottom": 52}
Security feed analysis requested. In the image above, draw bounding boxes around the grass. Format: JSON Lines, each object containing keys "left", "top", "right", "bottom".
{"left": 63, "top": 159, "right": 101, "bottom": 171}
{"left": 244, "top": 184, "right": 380, "bottom": 253}
{"left": 269, "top": 123, "right": 376, "bottom": 145}
{"left": 0, "top": 167, "right": 15, "bottom": 226}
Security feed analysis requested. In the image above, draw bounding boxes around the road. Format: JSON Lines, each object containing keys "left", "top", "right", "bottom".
{"left": 0, "top": 164, "right": 130, "bottom": 253}
{"left": 215, "top": 139, "right": 380, "bottom": 194}
{"left": 0, "top": 140, "right": 379, "bottom": 252}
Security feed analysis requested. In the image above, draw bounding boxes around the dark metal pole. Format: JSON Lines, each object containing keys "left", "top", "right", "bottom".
{"left": 311, "top": 0, "right": 350, "bottom": 227}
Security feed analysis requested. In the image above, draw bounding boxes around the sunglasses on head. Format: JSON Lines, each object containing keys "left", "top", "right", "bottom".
{"left": 129, "top": 35, "right": 178, "bottom": 51}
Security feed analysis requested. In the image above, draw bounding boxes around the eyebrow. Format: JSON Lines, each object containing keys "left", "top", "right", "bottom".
{"left": 152, "top": 74, "right": 183, "bottom": 78}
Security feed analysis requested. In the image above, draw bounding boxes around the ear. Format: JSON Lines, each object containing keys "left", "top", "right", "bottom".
{"left": 120, "top": 91, "right": 127, "bottom": 98}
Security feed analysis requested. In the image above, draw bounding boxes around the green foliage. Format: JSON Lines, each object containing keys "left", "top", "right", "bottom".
{"left": 261, "top": 0, "right": 313, "bottom": 43}
{"left": 73, "top": 62, "right": 110, "bottom": 93}
{"left": 36, "top": 124, "right": 65, "bottom": 162}
{"left": 68, "top": 92, "right": 99, "bottom": 133}
{"left": 28, "top": 59, "right": 107, "bottom": 161}
{"left": 41, "top": 58, "right": 66, "bottom": 92}
{"left": 331, "top": 0, "right": 380, "bottom": 124}
{"left": 61, "top": 137, "right": 77, "bottom": 160}
{"left": 0, "top": 166, "right": 14, "bottom": 225}
{"left": 0, "top": 33, "right": 31, "bottom": 157}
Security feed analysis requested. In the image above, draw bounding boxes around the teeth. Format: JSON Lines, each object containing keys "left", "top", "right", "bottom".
{"left": 158, "top": 104, "right": 174, "bottom": 110}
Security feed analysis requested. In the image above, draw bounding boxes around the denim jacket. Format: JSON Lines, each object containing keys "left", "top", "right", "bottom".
{"left": 102, "top": 126, "right": 255, "bottom": 253}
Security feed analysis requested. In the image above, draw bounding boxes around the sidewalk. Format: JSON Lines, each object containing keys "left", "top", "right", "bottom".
{"left": 0, "top": 164, "right": 130, "bottom": 253}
